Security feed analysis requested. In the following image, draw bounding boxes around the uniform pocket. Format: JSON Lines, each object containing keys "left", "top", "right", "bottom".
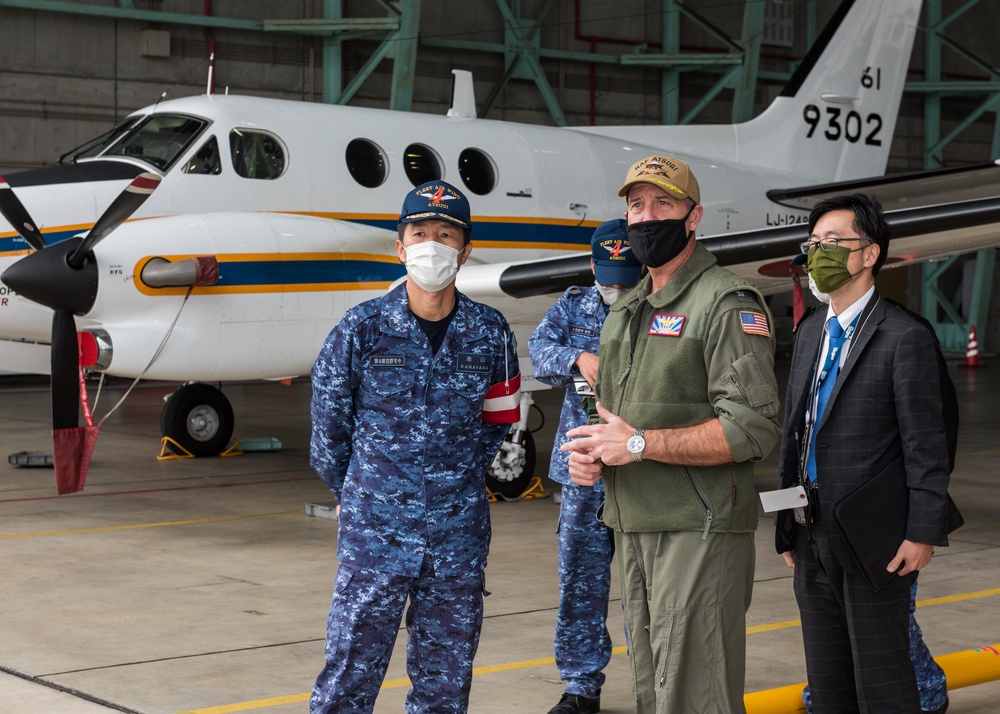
{"left": 727, "top": 351, "right": 778, "bottom": 414}
{"left": 328, "top": 564, "right": 358, "bottom": 658}
{"left": 439, "top": 371, "right": 490, "bottom": 421}
{"left": 366, "top": 367, "right": 414, "bottom": 397}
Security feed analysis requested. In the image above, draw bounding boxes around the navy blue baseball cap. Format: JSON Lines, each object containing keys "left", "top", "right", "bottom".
{"left": 399, "top": 181, "right": 472, "bottom": 231}
{"left": 591, "top": 219, "right": 642, "bottom": 286}
{"left": 791, "top": 252, "right": 807, "bottom": 266}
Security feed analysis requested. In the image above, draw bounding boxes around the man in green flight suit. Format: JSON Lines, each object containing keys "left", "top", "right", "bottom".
{"left": 562, "top": 155, "right": 781, "bottom": 714}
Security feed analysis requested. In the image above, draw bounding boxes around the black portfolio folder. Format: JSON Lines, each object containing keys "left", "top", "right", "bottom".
{"left": 833, "top": 456, "right": 908, "bottom": 592}
{"left": 833, "top": 456, "right": 964, "bottom": 592}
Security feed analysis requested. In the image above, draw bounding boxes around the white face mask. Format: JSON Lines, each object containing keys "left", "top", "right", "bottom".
{"left": 808, "top": 272, "right": 831, "bottom": 305}
{"left": 404, "top": 240, "right": 462, "bottom": 292}
{"left": 596, "top": 283, "right": 631, "bottom": 305}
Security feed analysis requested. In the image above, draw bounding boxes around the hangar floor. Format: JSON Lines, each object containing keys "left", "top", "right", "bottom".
{"left": 1, "top": 359, "right": 999, "bottom": 714}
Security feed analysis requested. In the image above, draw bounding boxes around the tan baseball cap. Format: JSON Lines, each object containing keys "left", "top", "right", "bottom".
{"left": 618, "top": 155, "right": 700, "bottom": 205}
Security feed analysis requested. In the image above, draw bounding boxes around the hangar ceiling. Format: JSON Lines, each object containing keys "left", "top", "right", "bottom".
{"left": 2, "top": 0, "right": 999, "bottom": 168}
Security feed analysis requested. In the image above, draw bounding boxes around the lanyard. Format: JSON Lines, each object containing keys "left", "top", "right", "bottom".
{"left": 798, "top": 311, "right": 863, "bottom": 484}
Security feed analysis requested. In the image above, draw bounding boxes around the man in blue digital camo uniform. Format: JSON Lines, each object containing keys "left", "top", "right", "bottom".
{"left": 309, "top": 180, "right": 522, "bottom": 714}
{"left": 529, "top": 219, "right": 643, "bottom": 714}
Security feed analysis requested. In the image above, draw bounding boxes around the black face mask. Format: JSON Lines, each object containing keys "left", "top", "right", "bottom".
{"left": 627, "top": 206, "right": 695, "bottom": 269}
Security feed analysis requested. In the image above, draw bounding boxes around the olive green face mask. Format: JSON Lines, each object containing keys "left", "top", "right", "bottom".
{"left": 807, "top": 245, "right": 861, "bottom": 294}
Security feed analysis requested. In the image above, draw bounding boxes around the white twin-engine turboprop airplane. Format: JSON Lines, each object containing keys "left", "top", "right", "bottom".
{"left": 3, "top": 0, "right": 1000, "bottom": 493}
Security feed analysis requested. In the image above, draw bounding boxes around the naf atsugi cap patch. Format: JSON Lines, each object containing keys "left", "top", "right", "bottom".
{"left": 399, "top": 180, "right": 472, "bottom": 230}
{"left": 618, "top": 155, "right": 701, "bottom": 205}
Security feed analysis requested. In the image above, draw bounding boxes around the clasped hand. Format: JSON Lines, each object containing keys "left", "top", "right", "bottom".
{"left": 560, "top": 401, "right": 635, "bottom": 486}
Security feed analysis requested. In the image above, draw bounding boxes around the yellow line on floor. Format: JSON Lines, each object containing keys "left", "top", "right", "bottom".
{"left": 917, "top": 585, "right": 1000, "bottom": 607}
{"left": 0, "top": 511, "right": 302, "bottom": 540}
{"left": 175, "top": 586, "right": 1000, "bottom": 714}
{"left": 745, "top": 585, "right": 1000, "bottom": 634}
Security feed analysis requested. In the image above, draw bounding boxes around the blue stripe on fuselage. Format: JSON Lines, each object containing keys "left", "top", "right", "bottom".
{"left": 1, "top": 219, "right": 593, "bottom": 288}
{"left": 215, "top": 259, "right": 406, "bottom": 286}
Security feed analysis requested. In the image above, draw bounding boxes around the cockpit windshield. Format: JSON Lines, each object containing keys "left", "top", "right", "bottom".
{"left": 59, "top": 116, "right": 142, "bottom": 164}
{"left": 64, "top": 114, "right": 208, "bottom": 172}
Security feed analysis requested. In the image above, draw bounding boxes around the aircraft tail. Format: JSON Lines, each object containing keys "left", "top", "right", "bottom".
{"left": 735, "top": 0, "right": 922, "bottom": 182}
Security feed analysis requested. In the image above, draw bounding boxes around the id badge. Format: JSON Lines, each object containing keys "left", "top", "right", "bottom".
{"left": 758, "top": 485, "right": 808, "bottom": 513}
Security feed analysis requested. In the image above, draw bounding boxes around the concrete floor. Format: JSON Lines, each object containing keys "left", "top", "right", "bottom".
{"left": 1, "top": 358, "right": 998, "bottom": 714}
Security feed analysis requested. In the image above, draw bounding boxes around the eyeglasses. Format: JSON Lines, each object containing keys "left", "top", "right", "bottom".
{"left": 799, "top": 237, "right": 870, "bottom": 255}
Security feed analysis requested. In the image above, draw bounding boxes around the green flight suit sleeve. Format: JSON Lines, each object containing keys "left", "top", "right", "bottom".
{"left": 704, "top": 289, "right": 781, "bottom": 463}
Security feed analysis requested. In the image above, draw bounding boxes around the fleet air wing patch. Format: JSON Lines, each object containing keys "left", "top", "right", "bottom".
{"left": 739, "top": 310, "right": 771, "bottom": 337}
{"left": 649, "top": 314, "right": 685, "bottom": 337}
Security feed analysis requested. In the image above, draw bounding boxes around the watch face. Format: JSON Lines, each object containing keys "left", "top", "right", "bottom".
{"left": 627, "top": 435, "right": 645, "bottom": 454}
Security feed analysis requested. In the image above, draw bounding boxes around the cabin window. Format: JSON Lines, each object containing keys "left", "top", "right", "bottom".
{"left": 458, "top": 148, "right": 496, "bottom": 195}
{"left": 183, "top": 136, "right": 222, "bottom": 175}
{"left": 403, "top": 143, "right": 442, "bottom": 186}
{"left": 230, "top": 129, "right": 286, "bottom": 180}
{"left": 346, "top": 138, "right": 388, "bottom": 188}
{"left": 76, "top": 114, "right": 207, "bottom": 171}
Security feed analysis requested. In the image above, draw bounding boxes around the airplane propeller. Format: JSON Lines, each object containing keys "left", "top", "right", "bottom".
{"left": 0, "top": 177, "right": 48, "bottom": 251}
{"left": 1, "top": 172, "right": 161, "bottom": 493}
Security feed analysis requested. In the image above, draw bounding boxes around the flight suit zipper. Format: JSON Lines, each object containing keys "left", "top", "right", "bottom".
{"left": 609, "top": 300, "right": 643, "bottom": 521}
{"left": 683, "top": 466, "right": 714, "bottom": 539}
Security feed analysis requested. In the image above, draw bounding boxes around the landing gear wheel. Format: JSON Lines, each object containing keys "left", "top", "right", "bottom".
{"left": 160, "top": 383, "right": 234, "bottom": 457}
{"left": 486, "top": 429, "right": 536, "bottom": 499}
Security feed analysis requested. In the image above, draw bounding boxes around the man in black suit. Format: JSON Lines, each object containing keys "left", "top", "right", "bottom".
{"left": 775, "top": 193, "right": 951, "bottom": 713}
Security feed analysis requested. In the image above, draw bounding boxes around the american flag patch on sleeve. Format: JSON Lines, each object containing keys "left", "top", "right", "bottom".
{"left": 483, "top": 373, "right": 521, "bottom": 424}
{"left": 739, "top": 310, "right": 771, "bottom": 337}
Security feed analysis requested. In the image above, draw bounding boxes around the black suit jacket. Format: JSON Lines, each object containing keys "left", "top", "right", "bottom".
{"left": 775, "top": 291, "right": 951, "bottom": 570}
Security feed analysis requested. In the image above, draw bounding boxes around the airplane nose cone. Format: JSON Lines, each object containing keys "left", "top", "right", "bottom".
{"left": 1, "top": 237, "right": 98, "bottom": 314}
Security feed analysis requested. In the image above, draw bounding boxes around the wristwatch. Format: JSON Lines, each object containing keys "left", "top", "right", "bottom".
{"left": 626, "top": 429, "right": 646, "bottom": 463}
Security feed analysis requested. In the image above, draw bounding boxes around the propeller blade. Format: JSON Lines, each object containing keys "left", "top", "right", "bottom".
{"left": 67, "top": 172, "right": 161, "bottom": 268}
{"left": 0, "top": 177, "right": 48, "bottom": 251}
{"left": 51, "top": 310, "right": 79, "bottom": 431}
{"left": 50, "top": 309, "right": 98, "bottom": 494}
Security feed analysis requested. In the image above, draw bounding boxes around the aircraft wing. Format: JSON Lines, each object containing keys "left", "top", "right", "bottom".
{"left": 460, "top": 196, "right": 1000, "bottom": 309}
{"left": 768, "top": 160, "right": 1000, "bottom": 212}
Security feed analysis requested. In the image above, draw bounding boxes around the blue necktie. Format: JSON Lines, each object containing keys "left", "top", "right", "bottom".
{"left": 806, "top": 316, "right": 845, "bottom": 482}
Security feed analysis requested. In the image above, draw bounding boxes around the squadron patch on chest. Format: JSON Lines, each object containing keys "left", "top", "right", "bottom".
{"left": 649, "top": 314, "right": 685, "bottom": 337}
{"left": 371, "top": 355, "right": 407, "bottom": 368}
{"left": 457, "top": 352, "right": 492, "bottom": 373}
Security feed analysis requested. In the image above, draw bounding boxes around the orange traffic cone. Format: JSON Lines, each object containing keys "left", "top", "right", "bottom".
{"left": 959, "top": 325, "right": 983, "bottom": 369}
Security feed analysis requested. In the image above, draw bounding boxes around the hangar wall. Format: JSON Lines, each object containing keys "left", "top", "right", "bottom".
{"left": 4, "top": 0, "right": 1000, "bottom": 170}
{"left": 1, "top": 0, "right": 998, "bottom": 349}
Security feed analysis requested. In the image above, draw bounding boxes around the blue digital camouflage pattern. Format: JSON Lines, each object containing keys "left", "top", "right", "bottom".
{"left": 555, "top": 482, "right": 614, "bottom": 698}
{"left": 310, "top": 561, "right": 485, "bottom": 714}
{"left": 530, "top": 285, "right": 614, "bottom": 698}
{"left": 311, "top": 281, "right": 517, "bottom": 578}
{"left": 529, "top": 285, "right": 607, "bottom": 489}
{"left": 802, "top": 579, "right": 947, "bottom": 713}
{"left": 309, "top": 282, "right": 517, "bottom": 713}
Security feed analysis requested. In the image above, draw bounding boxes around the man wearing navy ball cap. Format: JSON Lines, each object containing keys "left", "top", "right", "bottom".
{"left": 309, "top": 180, "right": 520, "bottom": 713}
{"left": 529, "top": 219, "right": 642, "bottom": 714}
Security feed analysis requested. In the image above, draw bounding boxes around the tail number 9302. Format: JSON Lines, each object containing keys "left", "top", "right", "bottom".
{"left": 803, "top": 105, "right": 882, "bottom": 146}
